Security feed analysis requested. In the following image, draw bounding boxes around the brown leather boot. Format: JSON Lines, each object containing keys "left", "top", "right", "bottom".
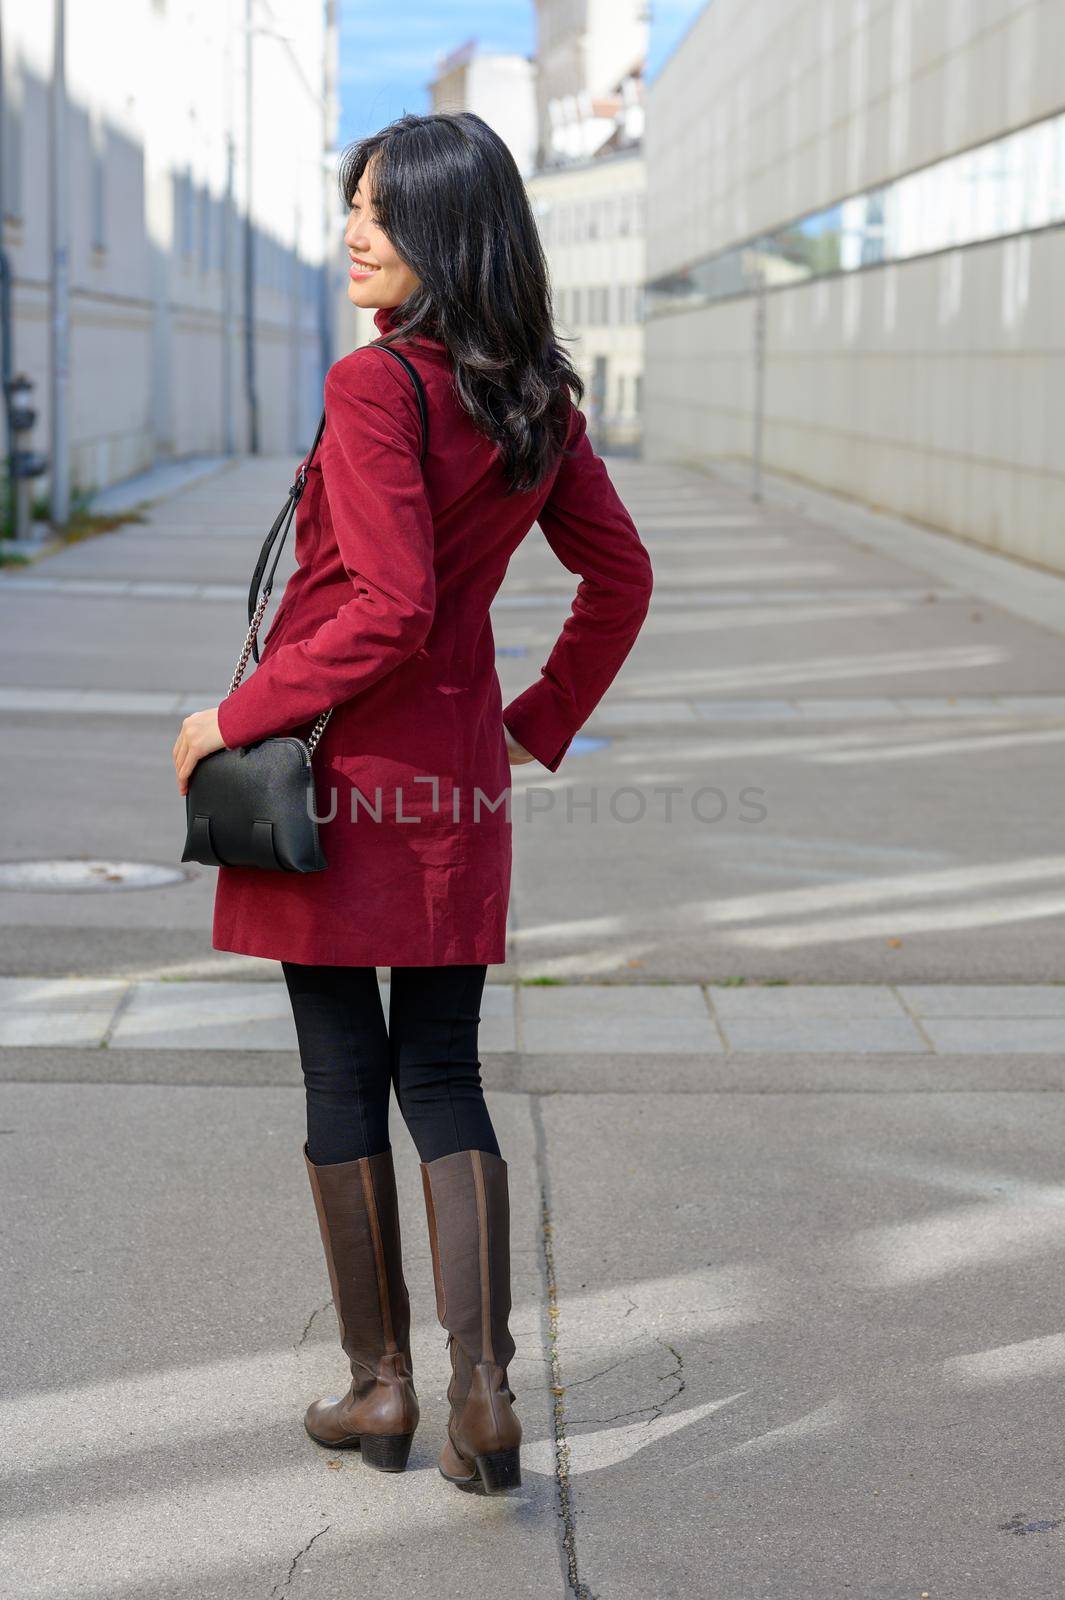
{"left": 302, "top": 1143, "right": 419, "bottom": 1472}
{"left": 420, "top": 1148, "right": 522, "bottom": 1494}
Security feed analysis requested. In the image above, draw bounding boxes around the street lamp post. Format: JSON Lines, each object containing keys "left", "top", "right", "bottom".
{"left": 50, "top": 0, "right": 70, "bottom": 525}
{"left": 751, "top": 254, "right": 767, "bottom": 504}
{"left": 243, "top": 0, "right": 259, "bottom": 456}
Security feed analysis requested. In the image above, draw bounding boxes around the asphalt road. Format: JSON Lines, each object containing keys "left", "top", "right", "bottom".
{"left": 3, "top": 449, "right": 1065, "bottom": 1598}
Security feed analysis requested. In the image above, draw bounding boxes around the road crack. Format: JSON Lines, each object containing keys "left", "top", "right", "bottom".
{"left": 531, "top": 1097, "right": 597, "bottom": 1600}
{"left": 270, "top": 1522, "right": 331, "bottom": 1598}
{"left": 296, "top": 1300, "right": 333, "bottom": 1350}
{"left": 567, "top": 1340, "right": 686, "bottom": 1428}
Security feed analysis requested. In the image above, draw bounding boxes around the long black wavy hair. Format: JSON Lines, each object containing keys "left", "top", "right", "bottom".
{"left": 337, "top": 111, "right": 584, "bottom": 497}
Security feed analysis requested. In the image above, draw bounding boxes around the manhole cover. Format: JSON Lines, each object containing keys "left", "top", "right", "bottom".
{"left": 0, "top": 859, "right": 190, "bottom": 892}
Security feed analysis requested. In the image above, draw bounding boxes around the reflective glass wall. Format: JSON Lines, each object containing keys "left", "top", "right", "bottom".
{"left": 648, "top": 111, "right": 1065, "bottom": 316}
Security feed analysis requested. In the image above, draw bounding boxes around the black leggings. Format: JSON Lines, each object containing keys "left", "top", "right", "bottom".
{"left": 281, "top": 961, "right": 501, "bottom": 1167}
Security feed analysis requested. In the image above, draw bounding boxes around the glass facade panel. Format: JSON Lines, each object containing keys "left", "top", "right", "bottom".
{"left": 647, "top": 111, "right": 1065, "bottom": 317}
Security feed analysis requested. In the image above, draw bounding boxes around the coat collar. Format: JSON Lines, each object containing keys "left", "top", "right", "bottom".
{"left": 372, "top": 303, "right": 445, "bottom": 349}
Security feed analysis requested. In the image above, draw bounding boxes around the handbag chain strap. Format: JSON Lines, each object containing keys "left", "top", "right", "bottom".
{"left": 229, "top": 590, "right": 333, "bottom": 755}
{"left": 230, "top": 340, "right": 430, "bottom": 759}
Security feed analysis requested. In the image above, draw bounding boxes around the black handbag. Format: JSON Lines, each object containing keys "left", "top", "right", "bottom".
{"left": 180, "top": 342, "right": 430, "bottom": 872}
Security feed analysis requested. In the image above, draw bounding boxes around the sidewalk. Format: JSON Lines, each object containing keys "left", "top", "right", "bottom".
{"left": 3, "top": 452, "right": 1065, "bottom": 1597}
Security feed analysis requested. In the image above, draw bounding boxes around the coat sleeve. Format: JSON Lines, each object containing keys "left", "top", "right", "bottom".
{"left": 216, "top": 351, "right": 435, "bottom": 750}
{"left": 501, "top": 402, "right": 654, "bottom": 772}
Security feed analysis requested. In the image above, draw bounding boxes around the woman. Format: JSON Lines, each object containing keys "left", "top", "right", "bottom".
{"left": 172, "top": 111, "right": 653, "bottom": 1496}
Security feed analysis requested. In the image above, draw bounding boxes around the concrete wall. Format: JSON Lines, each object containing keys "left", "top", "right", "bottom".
{"left": 529, "top": 150, "right": 646, "bottom": 451}
{"left": 643, "top": 0, "right": 1065, "bottom": 572}
{"left": 4, "top": 0, "right": 338, "bottom": 501}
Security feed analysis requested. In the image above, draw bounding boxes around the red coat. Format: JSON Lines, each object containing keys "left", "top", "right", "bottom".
{"left": 212, "top": 304, "right": 653, "bottom": 967}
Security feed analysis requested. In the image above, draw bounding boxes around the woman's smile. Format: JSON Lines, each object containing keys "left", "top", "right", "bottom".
{"left": 343, "top": 157, "right": 420, "bottom": 305}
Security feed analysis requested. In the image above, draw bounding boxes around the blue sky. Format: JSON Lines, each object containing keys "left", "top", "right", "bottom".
{"left": 337, "top": 0, "right": 708, "bottom": 145}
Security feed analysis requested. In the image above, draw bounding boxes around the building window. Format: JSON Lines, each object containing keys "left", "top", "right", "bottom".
{"left": 647, "top": 106, "right": 1065, "bottom": 315}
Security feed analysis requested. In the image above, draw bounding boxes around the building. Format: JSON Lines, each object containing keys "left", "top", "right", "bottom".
{"left": 527, "top": 0, "right": 649, "bottom": 452}
{"left": 534, "top": 0, "right": 649, "bottom": 168}
{"left": 429, "top": 38, "right": 537, "bottom": 177}
{"left": 528, "top": 152, "right": 646, "bottom": 453}
{"left": 644, "top": 0, "right": 1065, "bottom": 573}
{"left": 2, "top": 0, "right": 338, "bottom": 519}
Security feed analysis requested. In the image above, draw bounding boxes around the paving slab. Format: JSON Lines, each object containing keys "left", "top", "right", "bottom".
{"left": 0, "top": 1082, "right": 560, "bottom": 1600}
{"left": 899, "top": 985, "right": 1065, "bottom": 1017}
{"left": 919, "top": 1019, "right": 1065, "bottom": 1055}
{"left": 11, "top": 976, "right": 1065, "bottom": 1061}
{"left": 718, "top": 1015, "right": 930, "bottom": 1053}
{"left": 109, "top": 980, "right": 299, "bottom": 1051}
{"left": 520, "top": 982, "right": 721, "bottom": 1054}
{"left": 709, "top": 983, "right": 905, "bottom": 1019}
{"left": 0, "top": 976, "right": 128, "bottom": 1046}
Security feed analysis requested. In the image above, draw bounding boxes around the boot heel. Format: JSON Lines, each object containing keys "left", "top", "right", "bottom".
{"left": 475, "top": 1447, "right": 521, "bottom": 1493}
{"left": 360, "top": 1431, "right": 415, "bottom": 1472}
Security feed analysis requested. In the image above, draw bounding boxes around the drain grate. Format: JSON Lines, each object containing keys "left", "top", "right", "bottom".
{"left": 0, "top": 858, "right": 191, "bottom": 892}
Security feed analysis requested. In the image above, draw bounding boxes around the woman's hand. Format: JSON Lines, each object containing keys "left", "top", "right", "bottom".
{"left": 173, "top": 708, "right": 226, "bottom": 795}
{"left": 504, "top": 725, "right": 536, "bottom": 765}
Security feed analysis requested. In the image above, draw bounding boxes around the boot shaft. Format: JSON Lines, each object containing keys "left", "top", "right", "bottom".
{"left": 421, "top": 1148, "right": 523, "bottom": 1481}
{"left": 304, "top": 1144, "right": 412, "bottom": 1372}
{"left": 420, "top": 1147, "right": 516, "bottom": 1372}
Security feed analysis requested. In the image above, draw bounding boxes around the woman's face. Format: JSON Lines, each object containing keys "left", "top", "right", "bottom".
{"left": 343, "top": 160, "right": 419, "bottom": 309}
